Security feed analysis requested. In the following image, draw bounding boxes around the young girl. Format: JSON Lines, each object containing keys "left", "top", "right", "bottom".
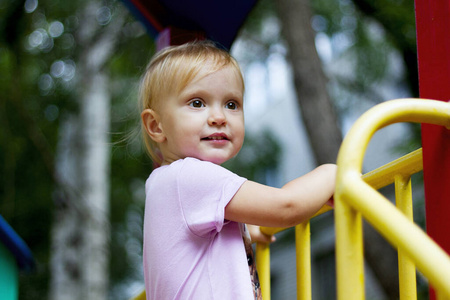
{"left": 140, "top": 41, "right": 336, "bottom": 299}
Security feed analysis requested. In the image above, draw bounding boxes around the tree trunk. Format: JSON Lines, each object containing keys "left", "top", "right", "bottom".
{"left": 51, "top": 72, "right": 111, "bottom": 300}
{"left": 50, "top": 53, "right": 111, "bottom": 300}
{"left": 274, "top": 0, "right": 342, "bottom": 165}
{"left": 51, "top": 114, "right": 84, "bottom": 300}
{"left": 274, "top": 0, "right": 399, "bottom": 298}
{"left": 50, "top": 2, "right": 125, "bottom": 299}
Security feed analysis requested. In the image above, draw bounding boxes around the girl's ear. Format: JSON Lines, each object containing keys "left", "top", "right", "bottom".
{"left": 141, "top": 109, "right": 166, "bottom": 143}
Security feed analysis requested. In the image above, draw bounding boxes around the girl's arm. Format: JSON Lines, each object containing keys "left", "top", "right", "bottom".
{"left": 225, "top": 164, "right": 337, "bottom": 228}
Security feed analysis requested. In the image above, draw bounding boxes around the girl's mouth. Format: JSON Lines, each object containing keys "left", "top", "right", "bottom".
{"left": 202, "top": 133, "right": 229, "bottom": 141}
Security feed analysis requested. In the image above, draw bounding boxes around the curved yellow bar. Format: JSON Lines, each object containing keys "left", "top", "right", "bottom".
{"left": 335, "top": 99, "right": 450, "bottom": 299}
{"left": 338, "top": 99, "right": 450, "bottom": 172}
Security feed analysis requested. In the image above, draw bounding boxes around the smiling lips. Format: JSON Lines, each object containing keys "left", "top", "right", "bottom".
{"left": 202, "top": 133, "right": 229, "bottom": 141}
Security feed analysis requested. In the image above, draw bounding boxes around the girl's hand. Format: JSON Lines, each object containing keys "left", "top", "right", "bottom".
{"left": 247, "top": 224, "right": 276, "bottom": 244}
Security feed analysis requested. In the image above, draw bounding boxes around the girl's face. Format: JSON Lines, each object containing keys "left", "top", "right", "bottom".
{"left": 158, "top": 65, "right": 245, "bottom": 165}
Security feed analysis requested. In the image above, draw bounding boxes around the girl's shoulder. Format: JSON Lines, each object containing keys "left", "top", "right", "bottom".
{"left": 162, "top": 157, "right": 224, "bottom": 172}
{"left": 149, "top": 157, "right": 222, "bottom": 179}
{"left": 180, "top": 157, "right": 237, "bottom": 177}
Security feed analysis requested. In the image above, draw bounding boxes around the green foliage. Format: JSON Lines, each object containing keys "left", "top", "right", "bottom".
{"left": 0, "top": 0, "right": 155, "bottom": 298}
{"left": 0, "top": 1, "right": 283, "bottom": 299}
{"left": 311, "top": 0, "right": 418, "bottom": 101}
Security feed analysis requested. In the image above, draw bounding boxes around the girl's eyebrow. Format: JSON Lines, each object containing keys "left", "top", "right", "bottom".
{"left": 180, "top": 90, "right": 206, "bottom": 102}
{"left": 180, "top": 85, "right": 243, "bottom": 102}
{"left": 226, "top": 91, "right": 244, "bottom": 102}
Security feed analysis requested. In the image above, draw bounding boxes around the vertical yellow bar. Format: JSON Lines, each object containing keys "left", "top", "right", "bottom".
{"left": 395, "top": 175, "right": 417, "bottom": 300}
{"left": 335, "top": 193, "right": 365, "bottom": 300}
{"left": 296, "top": 222, "right": 312, "bottom": 300}
{"left": 256, "top": 242, "right": 271, "bottom": 300}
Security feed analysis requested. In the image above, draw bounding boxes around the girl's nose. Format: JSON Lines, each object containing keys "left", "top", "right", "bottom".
{"left": 208, "top": 107, "right": 227, "bottom": 126}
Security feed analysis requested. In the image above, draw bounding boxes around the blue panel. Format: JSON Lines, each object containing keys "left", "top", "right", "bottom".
{"left": 121, "top": 0, "right": 258, "bottom": 50}
{"left": 0, "top": 215, "right": 34, "bottom": 271}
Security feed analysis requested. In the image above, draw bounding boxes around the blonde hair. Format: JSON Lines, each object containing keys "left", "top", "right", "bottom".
{"left": 139, "top": 40, "right": 244, "bottom": 164}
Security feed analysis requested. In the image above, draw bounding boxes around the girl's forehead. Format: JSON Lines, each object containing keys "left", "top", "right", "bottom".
{"left": 189, "top": 62, "right": 243, "bottom": 86}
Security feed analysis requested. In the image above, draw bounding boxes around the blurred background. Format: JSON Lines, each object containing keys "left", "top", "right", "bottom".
{"left": 0, "top": 0, "right": 425, "bottom": 299}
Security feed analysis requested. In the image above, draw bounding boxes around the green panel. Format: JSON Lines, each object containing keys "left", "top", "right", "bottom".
{"left": 0, "top": 243, "right": 18, "bottom": 300}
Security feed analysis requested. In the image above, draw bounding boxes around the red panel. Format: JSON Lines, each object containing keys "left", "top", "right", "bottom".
{"left": 415, "top": 0, "right": 450, "bottom": 298}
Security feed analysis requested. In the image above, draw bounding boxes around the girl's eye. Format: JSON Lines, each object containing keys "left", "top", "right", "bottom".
{"left": 189, "top": 99, "right": 204, "bottom": 108}
{"left": 226, "top": 101, "right": 238, "bottom": 110}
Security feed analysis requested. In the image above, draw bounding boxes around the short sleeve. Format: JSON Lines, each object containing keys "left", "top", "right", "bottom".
{"left": 177, "top": 158, "right": 247, "bottom": 238}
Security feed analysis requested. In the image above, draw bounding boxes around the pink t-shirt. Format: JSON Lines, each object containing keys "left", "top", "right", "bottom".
{"left": 143, "top": 157, "right": 261, "bottom": 299}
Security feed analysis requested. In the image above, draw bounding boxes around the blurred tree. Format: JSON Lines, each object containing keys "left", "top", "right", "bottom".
{"left": 49, "top": 1, "right": 127, "bottom": 299}
{"left": 0, "top": 0, "right": 154, "bottom": 298}
{"left": 274, "top": 0, "right": 342, "bottom": 165}
{"left": 1, "top": 0, "right": 60, "bottom": 297}
{"left": 0, "top": 1, "right": 282, "bottom": 299}
{"left": 239, "top": 0, "right": 418, "bottom": 298}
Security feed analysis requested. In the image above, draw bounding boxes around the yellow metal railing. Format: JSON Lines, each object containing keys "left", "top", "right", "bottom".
{"left": 256, "top": 206, "right": 332, "bottom": 300}
{"left": 257, "top": 99, "right": 450, "bottom": 300}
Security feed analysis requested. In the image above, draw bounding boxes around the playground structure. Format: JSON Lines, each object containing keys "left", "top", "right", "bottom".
{"left": 127, "top": 0, "right": 450, "bottom": 299}
{"left": 256, "top": 99, "right": 450, "bottom": 300}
